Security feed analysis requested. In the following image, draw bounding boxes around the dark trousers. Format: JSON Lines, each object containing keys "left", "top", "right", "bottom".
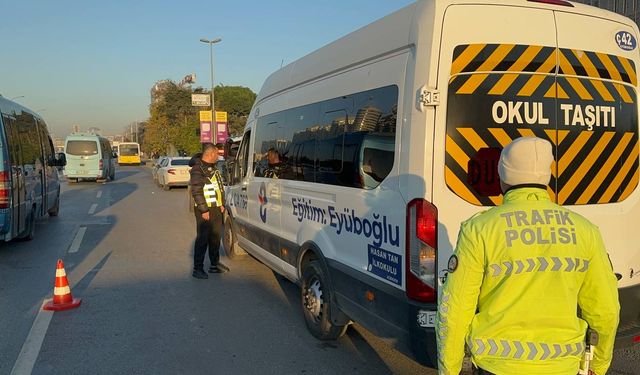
{"left": 193, "top": 207, "right": 223, "bottom": 270}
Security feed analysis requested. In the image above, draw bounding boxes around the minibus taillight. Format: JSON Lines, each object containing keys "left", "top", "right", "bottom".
{"left": 527, "top": 0, "right": 574, "bottom": 7}
{"left": 406, "top": 199, "right": 437, "bottom": 303}
{"left": 0, "top": 171, "right": 11, "bottom": 209}
{"left": 99, "top": 160, "right": 103, "bottom": 170}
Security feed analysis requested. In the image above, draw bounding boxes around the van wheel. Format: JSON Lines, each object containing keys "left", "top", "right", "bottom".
{"left": 48, "top": 191, "right": 60, "bottom": 217}
{"left": 301, "top": 260, "right": 348, "bottom": 340}
{"left": 223, "top": 212, "right": 241, "bottom": 259}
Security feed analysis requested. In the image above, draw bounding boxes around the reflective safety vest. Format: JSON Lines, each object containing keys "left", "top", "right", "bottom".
{"left": 436, "top": 188, "right": 620, "bottom": 375}
{"left": 202, "top": 175, "right": 223, "bottom": 208}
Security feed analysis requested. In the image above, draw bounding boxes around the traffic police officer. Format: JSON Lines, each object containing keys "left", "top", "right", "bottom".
{"left": 436, "top": 137, "right": 620, "bottom": 375}
{"left": 189, "top": 143, "right": 228, "bottom": 279}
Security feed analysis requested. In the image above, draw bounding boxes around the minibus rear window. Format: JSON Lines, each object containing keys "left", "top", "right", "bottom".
{"left": 66, "top": 141, "right": 98, "bottom": 156}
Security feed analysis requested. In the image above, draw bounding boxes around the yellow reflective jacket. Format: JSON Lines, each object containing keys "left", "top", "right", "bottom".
{"left": 436, "top": 187, "right": 619, "bottom": 375}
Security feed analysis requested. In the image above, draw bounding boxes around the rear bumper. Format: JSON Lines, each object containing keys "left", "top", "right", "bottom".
{"left": 64, "top": 170, "right": 105, "bottom": 179}
{"left": 165, "top": 181, "right": 188, "bottom": 187}
{"left": 616, "top": 283, "right": 640, "bottom": 348}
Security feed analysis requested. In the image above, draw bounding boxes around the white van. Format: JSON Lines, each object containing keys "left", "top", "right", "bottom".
{"left": 64, "top": 134, "right": 115, "bottom": 182}
{"left": 224, "top": 0, "right": 640, "bottom": 365}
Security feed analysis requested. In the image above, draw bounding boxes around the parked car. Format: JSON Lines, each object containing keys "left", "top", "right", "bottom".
{"left": 0, "top": 96, "right": 65, "bottom": 241}
{"left": 151, "top": 156, "right": 168, "bottom": 180}
{"left": 157, "top": 157, "right": 191, "bottom": 190}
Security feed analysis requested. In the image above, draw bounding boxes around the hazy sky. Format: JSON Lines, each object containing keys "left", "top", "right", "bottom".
{"left": 1, "top": 0, "right": 414, "bottom": 137}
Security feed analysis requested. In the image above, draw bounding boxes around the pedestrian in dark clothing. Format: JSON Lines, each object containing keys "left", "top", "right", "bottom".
{"left": 189, "top": 144, "right": 229, "bottom": 279}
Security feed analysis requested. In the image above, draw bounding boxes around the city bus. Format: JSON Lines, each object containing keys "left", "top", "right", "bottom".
{"left": 118, "top": 142, "right": 141, "bottom": 165}
{"left": 224, "top": 0, "right": 640, "bottom": 365}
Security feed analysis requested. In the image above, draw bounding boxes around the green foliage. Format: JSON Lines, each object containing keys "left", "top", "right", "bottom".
{"left": 144, "top": 82, "right": 256, "bottom": 155}
{"left": 215, "top": 85, "right": 256, "bottom": 137}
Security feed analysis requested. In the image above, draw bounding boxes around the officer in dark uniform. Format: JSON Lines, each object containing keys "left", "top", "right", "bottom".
{"left": 189, "top": 143, "right": 229, "bottom": 279}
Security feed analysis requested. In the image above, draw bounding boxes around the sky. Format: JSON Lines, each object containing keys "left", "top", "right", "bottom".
{"left": 1, "top": 0, "right": 415, "bottom": 138}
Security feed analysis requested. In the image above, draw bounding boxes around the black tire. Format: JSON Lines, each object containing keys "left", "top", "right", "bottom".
{"left": 301, "top": 260, "right": 348, "bottom": 340}
{"left": 48, "top": 190, "right": 60, "bottom": 217}
{"left": 18, "top": 208, "right": 36, "bottom": 241}
{"left": 223, "top": 212, "right": 240, "bottom": 259}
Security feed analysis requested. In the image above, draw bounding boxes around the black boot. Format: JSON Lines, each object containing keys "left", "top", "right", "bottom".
{"left": 192, "top": 269, "right": 209, "bottom": 279}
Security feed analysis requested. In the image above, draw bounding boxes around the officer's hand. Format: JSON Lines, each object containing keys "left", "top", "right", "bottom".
{"left": 202, "top": 212, "right": 210, "bottom": 221}
{"left": 220, "top": 206, "right": 225, "bottom": 213}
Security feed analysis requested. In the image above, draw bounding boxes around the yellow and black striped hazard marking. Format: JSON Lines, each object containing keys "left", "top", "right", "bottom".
{"left": 445, "top": 43, "right": 639, "bottom": 206}
{"left": 446, "top": 127, "right": 639, "bottom": 206}
{"left": 451, "top": 44, "right": 636, "bottom": 103}
{"left": 452, "top": 44, "right": 637, "bottom": 86}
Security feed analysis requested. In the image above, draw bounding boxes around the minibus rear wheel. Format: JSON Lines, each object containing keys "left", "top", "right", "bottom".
{"left": 301, "top": 260, "right": 348, "bottom": 340}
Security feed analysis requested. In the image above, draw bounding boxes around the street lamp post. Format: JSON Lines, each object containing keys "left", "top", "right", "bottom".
{"left": 199, "top": 37, "right": 222, "bottom": 144}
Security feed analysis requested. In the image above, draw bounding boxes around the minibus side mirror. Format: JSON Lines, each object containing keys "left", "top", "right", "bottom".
{"left": 56, "top": 152, "right": 67, "bottom": 167}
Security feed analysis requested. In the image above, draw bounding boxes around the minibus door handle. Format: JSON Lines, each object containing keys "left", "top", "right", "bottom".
{"left": 241, "top": 186, "right": 247, "bottom": 191}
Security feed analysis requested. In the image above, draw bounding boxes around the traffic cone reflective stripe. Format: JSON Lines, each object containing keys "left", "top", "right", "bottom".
{"left": 43, "top": 259, "right": 81, "bottom": 311}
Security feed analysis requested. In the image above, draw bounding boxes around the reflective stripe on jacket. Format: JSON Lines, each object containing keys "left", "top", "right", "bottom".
{"left": 436, "top": 187, "right": 620, "bottom": 375}
{"left": 203, "top": 176, "right": 223, "bottom": 207}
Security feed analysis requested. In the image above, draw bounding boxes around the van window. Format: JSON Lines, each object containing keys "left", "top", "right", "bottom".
{"left": 445, "top": 43, "right": 638, "bottom": 206}
{"left": 2, "top": 114, "right": 22, "bottom": 167}
{"left": 16, "top": 111, "right": 39, "bottom": 166}
{"left": 362, "top": 146, "right": 393, "bottom": 184}
{"left": 66, "top": 141, "right": 98, "bottom": 156}
{"left": 170, "top": 159, "right": 190, "bottom": 166}
{"left": 233, "top": 130, "right": 251, "bottom": 183}
{"left": 253, "top": 85, "right": 398, "bottom": 188}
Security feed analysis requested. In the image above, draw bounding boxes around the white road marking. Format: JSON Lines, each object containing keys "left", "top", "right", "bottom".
{"left": 88, "top": 203, "right": 98, "bottom": 215}
{"left": 10, "top": 300, "right": 54, "bottom": 375}
{"left": 68, "top": 227, "right": 87, "bottom": 254}
{"left": 96, "top": 191, "right": 102, "bottom": 198}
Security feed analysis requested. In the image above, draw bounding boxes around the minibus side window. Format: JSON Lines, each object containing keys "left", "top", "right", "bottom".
{"left": 15, "top": 110, "right": 39, "bottom": 170}
{"left": 2, "top": 114, "right": 22, "bottom": 167}
{"left": 234, "top": 130, "right": 251, "bottom": 183}
{"left": 253, "top": 113, "right": 282, "bottom": 178}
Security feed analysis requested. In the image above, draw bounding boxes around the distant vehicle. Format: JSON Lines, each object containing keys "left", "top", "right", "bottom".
{"left": 64, "top": 134, "right": 116, "bottom": 183}
{"left": 157, "top": 157, "right": 191, "bottom": 190}
{"left": 118, "top": 142, "right": 141, "bottom": 165}
{"left": 151, "top": 156, "right": 169, "bottom": 180}
{"left": 224, "top": 0, "right": 640, "bottom": 365}
{"left": 0, "top": 96, "right": 65, "bottom": 241}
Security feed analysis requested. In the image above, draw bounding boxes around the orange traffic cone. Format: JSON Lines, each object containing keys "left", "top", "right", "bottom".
{"left": 43, "top": 259, "right": 82, "bottom": 311}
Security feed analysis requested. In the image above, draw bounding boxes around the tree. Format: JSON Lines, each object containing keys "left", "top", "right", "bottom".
{"left": 144, "top": 82, "right": 256, "bottom": 156}
{"left": 214, "top": 85, "right": 256, "bottom": 137}
{"left": 144, "top": 81, "right": 200, "bottom": 156}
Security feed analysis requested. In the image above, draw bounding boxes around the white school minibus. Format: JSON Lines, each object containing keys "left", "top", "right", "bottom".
{"left": 224, "top": 0, "right": 640, "bottom": 365}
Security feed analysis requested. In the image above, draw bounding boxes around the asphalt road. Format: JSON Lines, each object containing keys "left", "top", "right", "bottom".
{"left": 0, "top": 165, "right": 638, "bottom": 375}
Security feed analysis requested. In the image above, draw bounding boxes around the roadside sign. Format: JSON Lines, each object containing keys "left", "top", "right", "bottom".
{"left": 192, "top": 94, "right": 211, "bottom": 107}
{"left": 199, "top": 110, "right": 212, "bottom": 122}
{"left": 215, "top": 111, "right": 228, "bottom": 144}
{"left": 215, "top": 111, "right": 227, "bottom": 122}
{"left": 200, "top": 121, "right": 212, "bottom": 143}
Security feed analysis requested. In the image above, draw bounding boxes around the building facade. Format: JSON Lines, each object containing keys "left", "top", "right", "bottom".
{"left": 573, "top": 0, "right": 640, "bottom": 25}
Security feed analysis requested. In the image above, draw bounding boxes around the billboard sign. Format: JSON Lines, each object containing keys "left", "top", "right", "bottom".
{"left": 192, "top": 94, "right": 211, "bottom": 107}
